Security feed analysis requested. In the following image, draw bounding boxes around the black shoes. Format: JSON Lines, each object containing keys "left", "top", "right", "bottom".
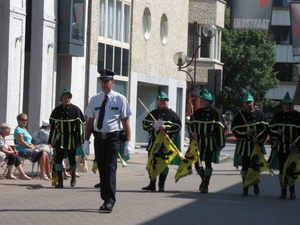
{"left": 94, "top": 182, "right": 101, "bottom": 188}
{"left": 242, "top": 187, "right": 248, "bottom": 196}
{"left": 99, "top": 200, "right": 114, "bottom": 213}
{"left": 253, "top": 184, "right": 260, "bottom": 195}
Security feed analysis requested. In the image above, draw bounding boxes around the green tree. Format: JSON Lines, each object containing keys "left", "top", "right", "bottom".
{"left": 216, "top": 8, "right": 279, "bottom": 115}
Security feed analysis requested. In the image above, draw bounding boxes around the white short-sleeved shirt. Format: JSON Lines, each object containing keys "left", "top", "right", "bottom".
{"left": 0, "top": 135, "right": 8, "bottom": 162}
{"left": 85, "top": 90, "right": 132, "bottom": 133}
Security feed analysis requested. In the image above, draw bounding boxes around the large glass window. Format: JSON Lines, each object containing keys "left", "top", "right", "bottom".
{"left": 115, "top": 0, "right": 122, "bottom": 41}
{"left": 99, "top": 0, "right": 105, "bottom": 36}
{"left": 97, "top": 43, "right": 129, "bottom": 76}
{"left": 122, "top": 49, "right": 129, "bottom": 76}
{"left": 123, "top": 4, "right": 130, "bottom": 43}
{"left": 114, "top": 47, "right": 121, "bottom": 74}
{"left": 98, "top": 43, "right": 105, "bottom": 71}
{"left": 99, "top": 0, "right": 131, "bottom": 43}
{"left": 187, "top": 23, "right": 216, "bottom": 59}
{"left": 98, "top": 1, "right": 130, "bottom": 76}
{"left": 269, "top": 26, "right": 290, "bottom": 44}
{"left": 274, "top": 63, "right": 293, "bottom": 81}
{"left": 107, "top": 0, "right": 114, "bottom": 39}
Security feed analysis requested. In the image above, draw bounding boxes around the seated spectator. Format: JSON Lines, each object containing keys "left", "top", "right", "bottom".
{"left": 0, "top": 123, "right": 31, "bottom": 180}
{"left": 32, "top": 119, "right": 52, "bottom": 159}
{"left": 14, "top": 113, "right": 51, "bottom": 181}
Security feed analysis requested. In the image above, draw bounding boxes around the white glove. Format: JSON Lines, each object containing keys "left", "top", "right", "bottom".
{"left": 124, "top": 141, "right": 131, "bottom": 156}
{"left": 84, "top": 140, "right": 90, "bottom": 156}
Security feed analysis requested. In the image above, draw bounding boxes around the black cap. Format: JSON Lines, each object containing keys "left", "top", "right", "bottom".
{"left": 98, "top": 69, "right": 116, "bottom": 81}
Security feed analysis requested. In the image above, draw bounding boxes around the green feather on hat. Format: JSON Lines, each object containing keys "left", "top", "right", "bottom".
{"left": 243, "top": 91, "right": 254, "bottom": 103}
{"left": 282, "top": 92, "right": 293, "bottom": 104}
{"left": 60, "top": 88, "right": 72, "bottom": 101}
{"left": 157, "top": 91, "right": 169, "bottom": 101}
{"left": 200, "top": 89, "right": 213, "bottom": 102}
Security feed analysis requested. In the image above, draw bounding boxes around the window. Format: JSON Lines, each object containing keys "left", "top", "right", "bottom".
{"left": 274, "top": 63, "right": 293, "bottom": 81}
{"left": 143, "top": 7, "right": 151, "bottom": 39}
{"left": 269, "top": 26, "right": 290, "bottom": 44}
{"left": 107, "top": 0, "right": 114, "bottom": 39}
{"left": 99, "top": 0, "right": 105, "bottom": 36}
{"left": 160, "top": 14, "right": 168, "bottom": 44}
{"left": 99, "top": 0, "right": 131, "bottom": 43}
{"left": 123, "top": 4, "right": 130, "bottom": 43}
{"left": 273, "top": 0, "right": 292, "bottom": 7}
{"left": 187, "top": 23, "right": 217, "bottom": 59}
{"left": 97, "top": 43, "right": 129, "bottom": 76}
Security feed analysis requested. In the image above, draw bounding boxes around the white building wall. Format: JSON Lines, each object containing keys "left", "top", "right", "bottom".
{"left": 28, "top": 0, "right": 57, "bottom": 132}
{"left": 0, "top": 1, "right": 26, "bottom": 132}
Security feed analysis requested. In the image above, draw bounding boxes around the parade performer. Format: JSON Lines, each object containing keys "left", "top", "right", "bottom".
{"left": 49, "top": 88, "right": 85, "bottom": 188}
{"left": 188, "top": 89, "right": 225, "bottom": 193}
{"left": 231, "top": 91, "right": 269, "bottom": 196}
{"left": 141, "top": 91, "right": 181, "bottom": 192}
{"left": 269, "top": 92, "right": 300, "bottom": 199}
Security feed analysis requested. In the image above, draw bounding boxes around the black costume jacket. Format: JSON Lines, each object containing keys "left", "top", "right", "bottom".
{"left": 188, "top": 106, "right": 225, "bottom": 152}
{"left": 142, "top": 108, "right": 181, "bottom": 151}
{"left": 231, "top": 108, "right": 268, "bottom": 156}
{"left": 49, "top": 103, "right": 85, "bottom": 150}
{"left": 269, "top": 110, "right": 300, "bottom": 153}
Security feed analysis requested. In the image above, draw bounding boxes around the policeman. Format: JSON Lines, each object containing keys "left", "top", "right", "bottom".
{"left": 84, "top": 69, "right": 132, "bottom": 213}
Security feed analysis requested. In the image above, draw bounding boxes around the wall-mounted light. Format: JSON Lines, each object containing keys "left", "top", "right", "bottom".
{"left": 15, "top": 36, "right": 22, "bottom": 44}
{"left": 48, "top": 42, "right": 54, "bottom": 49}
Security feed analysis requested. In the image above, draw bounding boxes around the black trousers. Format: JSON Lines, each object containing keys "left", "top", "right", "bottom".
{"left": 94, "top": 136, "right": 120, "bottom": 204}
{"left": 278, "top": 151, "right": 290, "bottom": 174}
{"left": 55, "top": 147, "right": 76, "bottom": 171}
{"left": 7, "top": 154, "right": 21, "bottom": 167}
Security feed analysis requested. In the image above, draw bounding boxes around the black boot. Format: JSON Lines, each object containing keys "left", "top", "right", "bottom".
{"left": 158, "top": 174, "right": 167, "bottom": 192}
{"left": 142, "top": 179, "right": 156, "bottom": 191}
{"left": 55, "top": 171, "right": 64, "bottom": 188}
{"left": 279, "top": 182, "right": 286, "bottom": 199}
{"left": 197, "top": 168, "right": 205, "bottom": 192}
{"left": 70, "top": 170, "right": 76, "bottom": 187}
{"left": 253, "top": 184, "right": 260, "bottom": 195}
{"left": 242, "top": 179, "right": 248, "bottom": 196}
{"left": 201, "top": 176, "right": 211, "bottom": 193}
{"left": 290, "top": 185, "right": 296, "bottom": 200}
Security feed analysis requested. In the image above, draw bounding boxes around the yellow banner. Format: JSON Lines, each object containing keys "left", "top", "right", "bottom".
{"left": 282, "top": 151, "right": 300, "bottom": 187}
{"left": 146, "top": 131, "right": 178, "bottom": 180}
{"left": 175, "top": 139, "right": 199, "bottom": 182}
{"left": 244, "top": 145, "right": 267, "bottom": 188}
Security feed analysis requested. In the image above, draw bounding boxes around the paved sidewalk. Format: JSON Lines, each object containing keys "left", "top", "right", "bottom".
{"left": 0, "top": 148, "right": 299, "bottom": 225}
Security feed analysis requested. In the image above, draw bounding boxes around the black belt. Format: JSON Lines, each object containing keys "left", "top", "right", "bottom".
{"left": 93, "top": 131, "right": 119, "bottom": 139}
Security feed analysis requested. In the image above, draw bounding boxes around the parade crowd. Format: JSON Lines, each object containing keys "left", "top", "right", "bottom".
{"left": 1, "top": 69, "right": 300, "bottom": 214}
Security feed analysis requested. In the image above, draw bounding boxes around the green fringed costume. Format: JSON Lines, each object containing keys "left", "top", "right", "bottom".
{"left": 141, "top": 91, "right": 182, "bottom": 192}
{"left": 49, "top": 89, "right": 85, "bottom": 188}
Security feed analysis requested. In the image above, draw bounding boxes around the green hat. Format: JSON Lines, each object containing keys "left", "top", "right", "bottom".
{"left": 200, "top": 89, "right": 213, "bottom": 102}
{"left": 243, "top": 91, "right": 254, "bottom": 103}
{"left": 282, "top": 92, "right": 293, "bottom": 104}
{"left": 60, "top": 88, "right": 72, "bottom": 101}
{"left": 157, "top": 91, "right": 169, "bottom": 101}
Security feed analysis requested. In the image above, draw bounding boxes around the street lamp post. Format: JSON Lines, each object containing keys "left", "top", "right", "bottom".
{"left": 173, "top": 21, "right": 217, "bottom": 110}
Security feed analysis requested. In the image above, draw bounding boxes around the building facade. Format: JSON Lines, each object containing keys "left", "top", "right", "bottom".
{"left": 0, "top": 0, "right": 225, "bottom": 153}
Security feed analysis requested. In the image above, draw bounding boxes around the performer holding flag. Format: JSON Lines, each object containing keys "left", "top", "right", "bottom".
{"left": 268, "top": 92, "right": 300, "bottom": 200}
{"left": 188, "top": 89, "right": 225, "bottom": 193}
{"left": 231, "top": 91, "right": 269, "bottom": 196}
{"left": 141, "top": 91, "right": 182, "bottom": 192}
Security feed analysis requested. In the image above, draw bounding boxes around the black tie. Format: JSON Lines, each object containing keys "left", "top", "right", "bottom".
{"left": 97, "top": 95, "right": 108, "bottom": 130}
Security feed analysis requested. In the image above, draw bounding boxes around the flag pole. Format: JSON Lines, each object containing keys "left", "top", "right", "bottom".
{"left": 190, "top": 100, "right": 202, "bottom": 168}
{"left": 138, "top": 98, "right": 185, "bottom": 160}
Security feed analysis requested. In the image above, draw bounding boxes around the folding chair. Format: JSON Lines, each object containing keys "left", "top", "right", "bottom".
{"left": 18, "top": 157, "right": 39, "bottom": 179}
{"left": 0, "top": 157, "right": 8, "bottom": 178}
